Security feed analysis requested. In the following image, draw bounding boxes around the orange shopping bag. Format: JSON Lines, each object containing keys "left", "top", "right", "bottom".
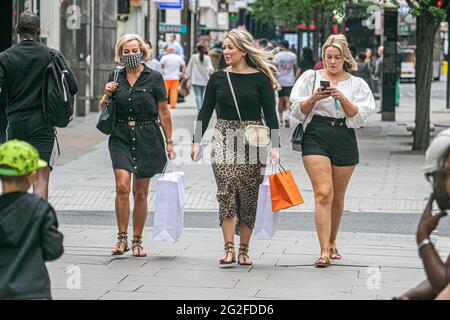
{"left": 269, "top": 164, "right": 304, "bottom": 211}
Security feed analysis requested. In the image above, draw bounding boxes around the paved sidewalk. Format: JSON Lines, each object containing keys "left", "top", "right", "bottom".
{"left": 42, "top": 84, "right": 450, "bottom": 300}
{"left": 48, "top": 225, "right": 450, "bottom": 300}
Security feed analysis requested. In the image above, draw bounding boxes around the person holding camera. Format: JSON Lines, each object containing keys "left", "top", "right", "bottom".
{"left": 290, "top": 34, "right": 375, "bottom": 267}
{"left": 396, "top": 129, "right": 450, "bottom": 300}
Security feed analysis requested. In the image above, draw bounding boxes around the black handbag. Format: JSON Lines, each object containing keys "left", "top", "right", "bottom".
{"left": 291, "top": 123, "right": 304, "bottom": 152}
{"left": 96, "top": 99, "right": 116, "bottom": 135}
{"left": 96, "top": 70, "right": 118, "bottom": 135}
{"left": 291, "top": 71, "right": 316, "bottom": 152}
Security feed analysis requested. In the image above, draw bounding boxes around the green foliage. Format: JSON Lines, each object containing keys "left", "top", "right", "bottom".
{"left": 404, "top": 0, "right": 448, "bottom": 20}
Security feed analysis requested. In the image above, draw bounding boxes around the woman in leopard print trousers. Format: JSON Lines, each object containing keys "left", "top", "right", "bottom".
{"left": 191, "top": 29, "right": 281, "bottom": 266}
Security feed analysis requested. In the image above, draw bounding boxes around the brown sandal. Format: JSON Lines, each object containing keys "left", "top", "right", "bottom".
{"left": 219, "top": 241, "right": 236, "bottom": 265}
{"left": 314, "top": 256, "right": 331, "bottom": 268}
{"left": 111, "top": 231, "right": 129, "bottom": 255}
{"left": 131, "top": 235, "right": 147, "bottom": 257}
{"left": 330, "top": 248, "right": 342, "bottom": 260}
{"left": 238, "top": 243, "right": 253, "bottom": 266}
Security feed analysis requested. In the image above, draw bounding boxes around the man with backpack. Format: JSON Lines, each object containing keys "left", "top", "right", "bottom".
{"left": 0, "top": 11, "right": 78, "bottom": 200}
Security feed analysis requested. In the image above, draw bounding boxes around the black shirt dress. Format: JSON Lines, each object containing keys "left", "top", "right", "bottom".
{"left": 107, "top": 65, "right": 168, "bottom": 179}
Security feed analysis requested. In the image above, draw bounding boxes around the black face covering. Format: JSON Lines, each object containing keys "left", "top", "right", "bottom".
{"left": 122, "top": 53, "right": 142, "bottom": 69}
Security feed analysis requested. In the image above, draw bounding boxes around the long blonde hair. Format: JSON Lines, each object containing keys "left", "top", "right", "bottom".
{"left": 322, "top": 34, "right": 358, "bottom": 72}
{"left": 225, "top": 29, "right": 281, "bottom": 91}
{"left": 114, "top": 34, "right": 150, "bottom": 64}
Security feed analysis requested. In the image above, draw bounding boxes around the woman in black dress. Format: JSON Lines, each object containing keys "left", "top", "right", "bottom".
{"left": 191, "top": 29, "right": 281, "bottom": 266}
{"left": 99, "top": 34, "right": 175, "bottom": 257}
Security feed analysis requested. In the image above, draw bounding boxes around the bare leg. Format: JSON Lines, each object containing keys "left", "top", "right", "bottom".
{"left": 132, "top": 175, "right": 150, "bottom": 257}
{"left": 278, "top": 95, "right": 285, "bottom": 124}
{"left": 220, "top": 216, "right": 237, "bottom": 263}
{"left": 238, "top": 222, "right": 253, "bottom": 265}
{"left": 329, "top": 165, "right": 355, "bottom": 253}
{"left": 33, "top": 167, "right": 51, "bottom": 200}
{"left": 112, "top": 169, "right": 132, "bottom": 254}
{"left": 303, "top": 156, "right": 334, "bottom": 259}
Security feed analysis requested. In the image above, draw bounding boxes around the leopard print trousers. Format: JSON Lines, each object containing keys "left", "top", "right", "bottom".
{"left": 211, "top": 120, "right": 267, "bottom": 235}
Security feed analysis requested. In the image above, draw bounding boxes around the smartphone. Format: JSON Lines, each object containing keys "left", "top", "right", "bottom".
{"left": 320, "top": 80, "right": 331, "bottom": 89}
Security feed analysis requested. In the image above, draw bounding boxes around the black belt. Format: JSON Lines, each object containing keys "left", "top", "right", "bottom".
{"left": 313, "top": 115, "right": 346, "bottom": 127}
{"left": 117, "top": 119, "right": 156, "bottom": 126}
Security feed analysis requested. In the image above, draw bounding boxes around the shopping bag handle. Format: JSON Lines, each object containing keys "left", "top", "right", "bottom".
{"left": 270, "top": 159, "right": 287, "bottom": 174}
{"left": 162, "top": 159, "right": 176, "bottom": 174}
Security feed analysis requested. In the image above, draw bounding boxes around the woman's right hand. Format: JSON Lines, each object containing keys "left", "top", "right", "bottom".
{"left": 191, "top": 143, "right": 200, "bottom": 161}
{"left": 104, "top": 81, "right": 119, "bottom": 98}
{"left": 311, "top": 87, "right": 332, "bottom": 103}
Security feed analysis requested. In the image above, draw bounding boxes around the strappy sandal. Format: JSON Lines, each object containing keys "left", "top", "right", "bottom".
{"left": 314, "top": 256, "right": 331, "bottom": 268}
{"left": 238, "top": 243, "right": 253, "bottom": 266}
{"left": 219, "top": 241, "right": 236, "bottom": 265}
{"left": 111, "top": 231, "right": 129, "bottom": 255}
{"left": 330, "top": 248, "right": 342, "bottom": 260}
{"left": 131, "top": 235, "right": 147, "bottom": 257}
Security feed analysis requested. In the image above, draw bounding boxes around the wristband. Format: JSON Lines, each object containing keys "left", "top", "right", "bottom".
{"left": 418, "top": 238, "right": 432, "bottom": 250}
{"left": 166, "top": 138, "right": 174, "bottom": 144}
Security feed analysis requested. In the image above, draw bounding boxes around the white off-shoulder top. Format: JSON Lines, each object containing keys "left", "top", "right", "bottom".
{"left": 290, "top": 69, "right": 376, "bottom": 130}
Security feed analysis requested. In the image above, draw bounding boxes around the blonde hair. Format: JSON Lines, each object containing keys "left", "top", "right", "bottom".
{"left": 322, "top": 34, "right": 358, "bottom": 71}
{"left": 114, "top": 34, "right": 150, "bottom": 64}
{"left": 225, "top": 29, "right": 281, "bottom": 91}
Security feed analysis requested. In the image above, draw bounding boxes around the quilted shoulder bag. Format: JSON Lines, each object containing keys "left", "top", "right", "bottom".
{"left": 226, "top": 71, "right": 271, "bottom": 148}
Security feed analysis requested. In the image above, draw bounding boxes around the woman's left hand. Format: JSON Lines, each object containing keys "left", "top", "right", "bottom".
{"left": 330, "top": 87, "right": 346, "bottom": 103}
{"left": 166, "top": 143, "right": 176, "bottom": 160}
{"left": 271, "top": 148, "right": 281, "bottom": 165}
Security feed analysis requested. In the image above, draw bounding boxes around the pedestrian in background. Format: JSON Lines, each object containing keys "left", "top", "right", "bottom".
{"left": 314, "top": 58, "right": 324, "bottom": 70}
{"left": 160, "top": 46, "right": 186, "bottom": 109}
{"left": 352, "top": 52, "right": 371, "bottom": 85}
{"left": 144, "top": 40, "right": 162, "bottom": 74}
{"left": 208, "top": 41, "right": 224, "bottom": 71}
{"left": 99, "top": 34, "right": 175, "bottom": 257}
{"left": 191, "top": 29, "right": 281, "bottom": 266}
{"left": 290, "top": 34, "right": 375, "bottom": 267}
{"left": 397, "top": 129, "right": 450, "bottom": 300}
{"left": 274, "top": 40, "right": 297, "bottom": 127}
{"left": 167, "top": 34, "right": 185, "bottom": 60}
{"left": 0, "top": 11, "right": 78, "bottom": 200}
{"left": 297, "top": 47, "right": 315, "bottom": 78}
{"left": 374, "top": 45, "right": 384, "bottom": 104}
{"left": 365, "top": 48, "right": 376, "bottom": 93}
{"left": 0, "top": 140, "right": 64, "bottom": 300}
{"left": 186, "top": 44, "right": 214, "bottom": 112}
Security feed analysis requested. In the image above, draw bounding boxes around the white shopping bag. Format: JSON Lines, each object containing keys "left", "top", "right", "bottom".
{"left": 153, "top": 161, "right": 185, "bottom": 241}
{"left": 254, "top": 175, "right": 280, "bottom": 239}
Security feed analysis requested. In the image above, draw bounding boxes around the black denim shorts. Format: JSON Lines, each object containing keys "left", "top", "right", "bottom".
{"left": 302, "top": 115, "right": 359, "bottom": 167}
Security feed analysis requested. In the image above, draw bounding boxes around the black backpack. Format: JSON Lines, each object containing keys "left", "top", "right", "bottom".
{"left": 42, "top": 52, "right": 74, "bottom": 127}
